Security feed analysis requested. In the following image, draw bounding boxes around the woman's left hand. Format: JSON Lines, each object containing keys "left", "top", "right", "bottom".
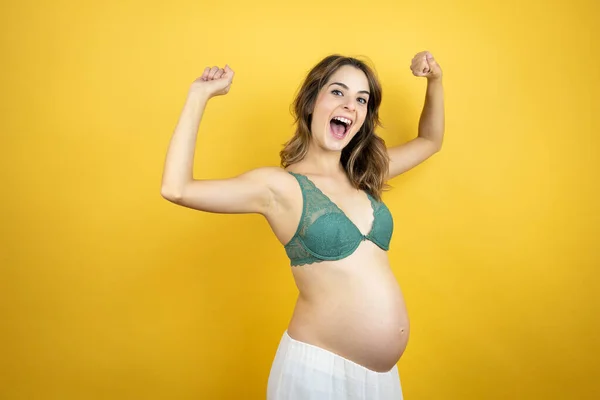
{"left": 410, "top": 51, "right": 443, "bottom": 81}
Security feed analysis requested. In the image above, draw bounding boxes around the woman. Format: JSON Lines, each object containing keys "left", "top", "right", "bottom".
{"left": 161, "top": 52, "right": 444, "bottom": 399}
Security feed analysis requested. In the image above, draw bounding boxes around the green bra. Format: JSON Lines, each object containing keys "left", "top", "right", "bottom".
{"left": 284, "top": 172, "right": 394, "bottom": 266}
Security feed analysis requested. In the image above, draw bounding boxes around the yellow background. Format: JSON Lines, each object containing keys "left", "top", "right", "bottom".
{"left": 1, "top": 0, "right": 598, "bottom": 398}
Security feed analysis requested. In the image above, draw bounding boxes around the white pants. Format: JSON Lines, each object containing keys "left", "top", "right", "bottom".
{"left": 267, "top": 331, "right": 403, "bottom": 399}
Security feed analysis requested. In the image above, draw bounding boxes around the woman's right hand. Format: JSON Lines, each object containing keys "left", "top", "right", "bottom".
{"left": 189, "top": 65, "right": 235, "bottom": 99}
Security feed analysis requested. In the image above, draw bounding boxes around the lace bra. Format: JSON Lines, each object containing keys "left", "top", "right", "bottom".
{"left": 284, "top": 172, "right": 394, "bottom": 266}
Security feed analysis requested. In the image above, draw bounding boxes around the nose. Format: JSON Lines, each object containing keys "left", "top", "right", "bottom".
{"left": 343, "top": 97, "right": 357, "bottom": 111}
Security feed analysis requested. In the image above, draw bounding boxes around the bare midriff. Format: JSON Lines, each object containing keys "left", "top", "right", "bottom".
{"left": 286, "top": 241, "right": 410, "bottom": 373}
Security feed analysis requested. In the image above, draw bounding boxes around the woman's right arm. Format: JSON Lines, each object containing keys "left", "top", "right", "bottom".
{"left": 160, "top": 65, "right": 277, "bottom": 215}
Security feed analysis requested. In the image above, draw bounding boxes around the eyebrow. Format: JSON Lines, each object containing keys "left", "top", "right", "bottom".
{"left": 329, "top": 82, "right": 370, "bottom": 96}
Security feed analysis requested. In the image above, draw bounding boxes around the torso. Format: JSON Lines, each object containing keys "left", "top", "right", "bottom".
{"left": 264, "top": 167, "right": 410, "bottom": 373}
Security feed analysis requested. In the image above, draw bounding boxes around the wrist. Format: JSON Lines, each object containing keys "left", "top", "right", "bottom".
{"left": 186, "top": 88, "right": 211, "bottom": 105}
{"left": 427, "top": 75, "right": 443, "bottom": 84}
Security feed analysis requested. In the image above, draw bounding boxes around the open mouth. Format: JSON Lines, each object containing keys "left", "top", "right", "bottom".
{"left": 329, "top": 116, "right": 353, "bottom": 139}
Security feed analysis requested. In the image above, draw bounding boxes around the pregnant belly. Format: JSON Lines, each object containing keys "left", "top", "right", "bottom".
{"left": 288, "top": 252, "right": 411, "bottom": 372}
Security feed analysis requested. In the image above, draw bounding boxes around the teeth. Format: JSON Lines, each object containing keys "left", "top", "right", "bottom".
{"left": 333, "top": 116, "right": 352, "bottom": 126}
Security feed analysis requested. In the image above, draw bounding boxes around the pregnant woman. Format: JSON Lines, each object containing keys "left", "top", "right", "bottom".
{"left": 161, "top": 51, "right": 445, "bottom": 399}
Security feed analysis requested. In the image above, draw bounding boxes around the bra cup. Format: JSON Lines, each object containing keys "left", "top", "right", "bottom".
{"left": 283, "top": 171, "right": 395, "bottom": 266}
{"left": 370, "top": 204, "right": 394, "bottom": 249}
{"left": 303, "top": 213, "right": 362, "bottom": 257}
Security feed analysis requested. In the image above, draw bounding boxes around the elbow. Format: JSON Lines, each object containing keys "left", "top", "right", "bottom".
{"left": 423, "top": 138, "right": 443, "bottom": 154}
{"left": 431, "top": 137, "right": 443, "bottom": 153}
{"left": 160, "top": 185, "right": 183, "bottom": 203}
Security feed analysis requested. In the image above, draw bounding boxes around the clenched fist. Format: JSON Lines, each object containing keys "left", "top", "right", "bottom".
{"left": 190, "top": 65, "right": 235, "bottom": 99}
{"left": 410, "top": 52, "right": 442, "bottom": 81}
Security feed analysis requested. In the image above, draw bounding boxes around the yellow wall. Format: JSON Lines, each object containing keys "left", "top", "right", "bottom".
{"left": 1, "top": 0, "right": 598, "bottom": 398}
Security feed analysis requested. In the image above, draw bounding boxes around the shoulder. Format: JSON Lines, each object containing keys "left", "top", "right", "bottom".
{"left": 239, "top": 166, "right": 303, "bottom": 225}
{"left": 254, "top": 165, "right": 307, "bottom": 203}
{"left": 243, "top": 166, "right": 300, "bottom": 196}
{"left": 240, "top": 166, "right": 284, "bottom": 179}
{"left": 244, "top": 166, "right": 293, "bottom": 183}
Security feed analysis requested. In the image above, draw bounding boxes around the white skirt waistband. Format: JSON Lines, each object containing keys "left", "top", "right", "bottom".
{"left": 267, "top": 330, "right": 403, "bottom": 400}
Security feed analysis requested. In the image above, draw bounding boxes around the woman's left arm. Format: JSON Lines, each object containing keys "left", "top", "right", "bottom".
{"left": 386, "top": 51, "right": 445, "bottom": 180}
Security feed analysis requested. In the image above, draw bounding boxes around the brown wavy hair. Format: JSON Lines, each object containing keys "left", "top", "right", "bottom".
{"left": 279, "top": 54, "right": 390, "bottom": 200}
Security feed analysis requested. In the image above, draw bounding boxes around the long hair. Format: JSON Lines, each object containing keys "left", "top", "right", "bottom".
{"left": 279, "top": 55, "right": 390, "bottom": 200}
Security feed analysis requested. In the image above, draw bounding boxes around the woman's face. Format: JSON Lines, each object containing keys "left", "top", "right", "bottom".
{"left": 310, "top": 65, "right": 370, "bottom": 152}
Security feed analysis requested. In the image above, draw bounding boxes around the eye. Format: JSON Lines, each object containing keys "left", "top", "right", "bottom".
{"left": 331, "top": 89, "right": 343, "bottom": 96}
{"left": 357, "top": 97, "right": 367, "bottom": 105}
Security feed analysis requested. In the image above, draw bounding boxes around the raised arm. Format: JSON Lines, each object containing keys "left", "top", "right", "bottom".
{"left": 386, "top": 51, "right": 445, "bottom": 180}
{"left": 160, "top": 65, "right": 276, "bottom": 215}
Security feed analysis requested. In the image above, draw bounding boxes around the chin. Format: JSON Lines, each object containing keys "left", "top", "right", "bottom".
{"left": 324, "top": 138, "right": 349, "bottom": 152}
{"left": 315, "top": 132, "right": 349, "bottom": 153}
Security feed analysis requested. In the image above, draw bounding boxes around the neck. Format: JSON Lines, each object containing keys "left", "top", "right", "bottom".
{"left": 300, "top": 140, "right": 346, "bottom": 177}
